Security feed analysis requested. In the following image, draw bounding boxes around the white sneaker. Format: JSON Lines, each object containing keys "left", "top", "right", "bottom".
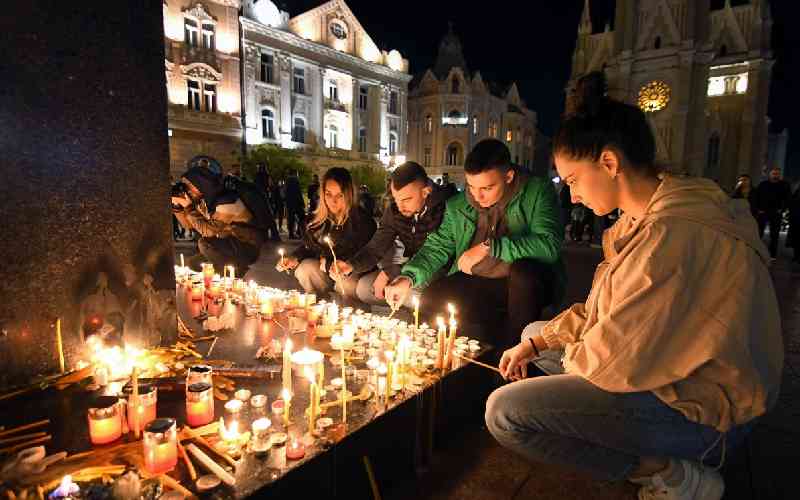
{"left": 637, "top": 460, "right": 724, "bottom": 500}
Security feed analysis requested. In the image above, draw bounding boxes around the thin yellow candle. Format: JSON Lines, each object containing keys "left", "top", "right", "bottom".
{"left": 228, "top": 265, "right": 235, "bottom": 280}
{"left": 340, "top": 345, "right": 347, "bottom": 425}
{"left": 131, "top": 367, "right": 140, "bottom": 439}
{"left": 278, "top": 248, "right": 285, "bottom": 267}
{"left": 445, "top": 319, "right": 458, "bottom": 370}
{"left": 282, "top": 388, "right": 292, "bottom": 427}
{"left": 412, "top": 296, "right": 420, "bottom": 330}
{"left": 180, "top": 253, "right": 185, "bottom": 268}
{"left": 385, "top": 351, "right": 394, "bottom": 401}
{"left": 283, "top": 338, "right": 293, "bottom": 396}
{"left": 56, "top": 318, "right": 65, "bottom": 374}
{"left": 447, "top": 303, "right": 456, "bottom": 325}
{"left": 435, "top": 317, "right": 446, "bottom": 369}
{"left": 305, "top": 368, "right": 316, "bottom": 434}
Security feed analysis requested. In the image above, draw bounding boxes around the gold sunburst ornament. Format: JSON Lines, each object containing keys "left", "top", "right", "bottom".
{"left": 638, "top": 81, "right": 671, "bottom": 112}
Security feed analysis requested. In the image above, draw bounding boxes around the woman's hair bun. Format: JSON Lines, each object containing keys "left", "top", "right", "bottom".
{"left": 568, "top": 71, "right": 608, "bottom": 118}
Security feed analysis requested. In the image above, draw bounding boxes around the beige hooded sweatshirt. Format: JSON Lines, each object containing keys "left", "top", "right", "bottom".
{"left": 540, "top": 174, "right": 784, "bottom": 432}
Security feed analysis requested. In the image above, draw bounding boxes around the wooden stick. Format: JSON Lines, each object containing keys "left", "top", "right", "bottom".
{"left": 0, "top": 420, "right": 49, "bottom": 439}
{"left": 177, "top": 441, "right": 198, "bottom": 481}
{"left": 182, "top": 426, "right": 237, "bottom": 467}
{"left": 185, "top": 443, "right": 235, "bottom": 486}
{"left": 453, "top": 353, "right": 502, "bottom": 374}
{"left": 0, "top": 432, "right": 48, "bottom": 446}
{"left": 160, "top": 474, "right": 197, "bottom": 499}
{"left": 0, "top": 435, "right": 51, "bottom": 454}
{"left": 63, "top": 450, "right": 95, "bottom": 462}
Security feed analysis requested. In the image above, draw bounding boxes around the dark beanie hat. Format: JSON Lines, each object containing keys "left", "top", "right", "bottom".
{"left": 183, "top": 166, "right": 224, "bottom": 206}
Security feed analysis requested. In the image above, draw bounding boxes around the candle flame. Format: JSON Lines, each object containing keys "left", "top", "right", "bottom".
{"left": 412, "top": 296, "right": 419, "bottom": 307}
{"left": 279, "top": 248, "right": 285, "bottom": 256}
{"left": 447, "top": 303, "right": 455, "bottom": 315}
{"left": 282, "top": 388, "right": 292, "bottom": 402}
{"left": 304, "top": 366, "right": 315, "bottom": 382}
{"left": 285, "top": 338, "right": 293, "bottom": 351}
{"left": 436, "top": 316, "right": 445, "bottom": 328}
{"left": 324, "top": 236, "right": 332, "bottom": 244}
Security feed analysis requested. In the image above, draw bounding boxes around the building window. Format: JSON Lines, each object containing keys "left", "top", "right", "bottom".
{"left": 389, "top": 91, "right": 398, "bottom": 115}
{"left": 203, "top": 83, "right": 216, "bottom": 112}
{"left": 489, "top": 121, "right": 497, "bottom": 138}
{"left": 654, "top": 36, "right": 661, "bottom": 50}
{"left": 184, "top": 19, "right": 199, "bottom": 47}
{"left": 261, "top": 109, "right": 275, "bottom": 139}
{"left": 328, "top": 81, "right": 338, "bottom": 101}
{"left": 424, "top": 147, "right": 431, "bottom": 167}
{"left": 425, "top": 115, "right": 432, "bottom": 133}
{"left": 506, "top": 130, "right": 513, "bottom": 142}
{"left": 293, "top": 68, "right": 305, "bottom": 94}
{"left": 187, "top": 80, "right": 201, "bottom": 110}
{"left": 473, "top": 115, "right": 478, "bottom": 135}
{"left": 202, "top": 23, "right": 215, "bottom": 50}
{"left": 330, "top": 21, "right": 347, "bottom": 40}
{"left": 452, "top": 78, "right": 460, "bottom": 94}
{"left": 358, "top": 128, "right": 367, "bottom": 152}
{"left": 359, "top": 86, "right": 368, "bottom": 110}
{"left": 292, "top": 117, "right": 306, "bottom": 143}
{"left": 327, "top": 125, "right": 338, "bottom": 149}
{"left": 446, "top": 143, "right": 460, "bottom": 166}
{"left": 260, "top": 53, "right": 274, "bottom": 83}
{"left": 389, "top": 132, "right": 397, "bottom": 156}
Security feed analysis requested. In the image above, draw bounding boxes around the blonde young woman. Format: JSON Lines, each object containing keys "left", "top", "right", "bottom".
{"left": 276, "top": 167, "right": 376, "bottom": 301}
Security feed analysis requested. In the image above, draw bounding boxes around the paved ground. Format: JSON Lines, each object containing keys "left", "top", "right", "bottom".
{"left": 177, "top": 229, "right": 800, "bottom": 500}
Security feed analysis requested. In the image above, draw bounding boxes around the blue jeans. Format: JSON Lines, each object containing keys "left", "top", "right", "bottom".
{"left": 485, "top": 324, "right": 753, "bottom": 481}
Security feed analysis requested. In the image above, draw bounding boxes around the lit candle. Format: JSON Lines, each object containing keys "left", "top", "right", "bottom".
{"left": 283, "top": 339, "right": 293, "bottom": 396}
{"left": 186, "top": 365, "right": 213, "bottom": 386}
{"left": 228, "top": 265, "right": 235, "bottom": 281}
{"left": 180, "top": 253, "right": 185, "bottom": 268}
{"left": 286, "top": 436, "right": 306, "bottom": 460}
{"left": 125, "top": 383, "right": 157, "bottom": 436}
{"left": 259, "top": 290, "right": 274, "bottom": 318}
{"left": 223, "top": 399, "right": 243, "bottom": 431}
{"left": 447, "top": 303, "right": 456, "bottom": 325}
{"left": 87, "top": 396, "right": 123, "bottom": 445}
{"left": 282, "top": 388, "right": 292, "bottom": 427}
{"left": 186, "top": 382, "right": 214, "bottom": 427}
{"left": 376, "top": 364, "right": 387, "bottom": 405}
{"left": 143, "top": 418, "right": 178, "bottom": 475}
{"left": 251, "top": 418, "right": 272, "bottom": 454}
{"left": 445, "top": 319, "right": 458, "bottom": 370}
{"left": 202, "top": 263, "right": 215, "bottom": 288}
{"left": 279, "top": 248, "right": 285, "bottom": 268}
{"left": 191, "top": 282, "right": 204, "bottom": 301}
{"left": 385, "top": 351, "right": 394, "bottom": 402}
{"left": 50, "top": 475, "right": 79, "bottom": 499}
{"left": 412, "top": 297, "right": 420, "bottom": 330}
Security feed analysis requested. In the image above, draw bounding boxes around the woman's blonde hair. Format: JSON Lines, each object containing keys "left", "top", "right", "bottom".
{"left": 307, "top": 167, "right": 356, "bottom": 229}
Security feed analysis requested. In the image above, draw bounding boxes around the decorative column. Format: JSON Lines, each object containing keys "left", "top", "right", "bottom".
{"left": 315, "top": 66, "right": 325, "bottom": 147}
{"left": 278, "top": 53, "right": 292, "bottom": 147}
{"left": 379, "top": 84, "right": 390, "bottom": 162}
{"left": 351, "top": 76, "right": 359, "bottom": 155}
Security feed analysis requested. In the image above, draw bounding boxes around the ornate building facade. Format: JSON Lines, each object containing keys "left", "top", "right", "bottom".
{"left": 570, "top": 0, "right": 773, "bottom": 188}
{"left": 163, "top": 1, "right": 243, "bottom": 179}
{"left": 406, "top": 26, "right": 540, "bottom": 186}
{"left": 240, "top": 0, "right": 412, "bottom": 173}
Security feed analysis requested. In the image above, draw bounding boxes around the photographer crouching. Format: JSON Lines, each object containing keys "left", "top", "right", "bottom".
{"left": 172, "top": 165, "right": 269, "bottom": 276}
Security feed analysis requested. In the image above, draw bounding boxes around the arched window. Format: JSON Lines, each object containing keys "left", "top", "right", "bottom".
{"left": 452, "top": 78, "right": 460, "bottom": 94}
{"left": 425, "top": 115, "right": 433, "bottom": 133}
{"left": 261, "top": 109, "right": 275, "bottom": 139}
{"left": 327, "top": 124, "right": 338, "bottom": 149}
{"left": 446, "top": 142, "right": 461, "bottom": 166}
{"left": 389, "top": 132, "right": 398, "bottom": 156}
{"left": 292, "top": 116, "right": 306, "bottom": 143}
{"left": 473, "top": 115, "right": 478, "bottom": 135}
{"left": 654, "top": 36, "right": 662, "bottom": 50}
{"left": 358, "top": 128, "right": 367, "bottom": 153}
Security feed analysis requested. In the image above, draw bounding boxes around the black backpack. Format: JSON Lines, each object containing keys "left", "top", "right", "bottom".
{"left": 223, "top": 175, "right": 274, "bottom": 233}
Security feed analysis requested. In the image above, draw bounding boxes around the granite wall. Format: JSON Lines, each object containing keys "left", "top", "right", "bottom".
{"left": 0, "top": 2, "right": 176, "bottom": 388}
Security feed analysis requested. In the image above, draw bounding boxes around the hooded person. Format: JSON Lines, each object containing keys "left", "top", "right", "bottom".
{"left": 485, "top": 72, "right": 783, "bottom": 500}
{"left": 172, "top": 165, "right": 264, "bottom": 275}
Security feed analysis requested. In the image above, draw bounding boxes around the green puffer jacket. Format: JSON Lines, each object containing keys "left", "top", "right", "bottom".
{"left": 400, "top": 175, "right": 566, "bottom": 305}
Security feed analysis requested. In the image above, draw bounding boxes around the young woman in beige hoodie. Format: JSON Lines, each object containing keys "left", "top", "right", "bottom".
{"left": 484, "top": 72, "right": 783, "bottom": 500}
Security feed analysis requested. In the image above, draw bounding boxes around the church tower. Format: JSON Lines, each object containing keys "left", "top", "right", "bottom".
{"left": 568, "top": 0, "right": 773, "bottom": 188}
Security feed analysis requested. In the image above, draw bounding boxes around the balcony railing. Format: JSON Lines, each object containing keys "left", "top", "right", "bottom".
{"left": 324, "top": 97, "right": 347, "bottom": 113}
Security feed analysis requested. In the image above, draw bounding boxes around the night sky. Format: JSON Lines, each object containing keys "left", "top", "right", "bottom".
{"left": 283, "top": 0, "right": 798, "bottom": 175}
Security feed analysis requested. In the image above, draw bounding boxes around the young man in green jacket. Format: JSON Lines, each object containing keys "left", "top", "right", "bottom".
{"left": 385, "top": 139, "right": 565, "bottom": 349}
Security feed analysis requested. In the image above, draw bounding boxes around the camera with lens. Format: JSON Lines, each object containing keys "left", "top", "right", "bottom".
{"left": 171, "top": 181, "right": 189, "bottom": 211}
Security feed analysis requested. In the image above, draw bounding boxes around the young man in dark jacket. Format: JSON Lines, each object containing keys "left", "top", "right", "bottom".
{"left": 756, "top": 167, "right": 792, "bottom": 258}
{"left": 331, "top": 162, "right": 455, "bottom": 305}
{"left": 385, "top": 139, "right": 565, "bottom": 349}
